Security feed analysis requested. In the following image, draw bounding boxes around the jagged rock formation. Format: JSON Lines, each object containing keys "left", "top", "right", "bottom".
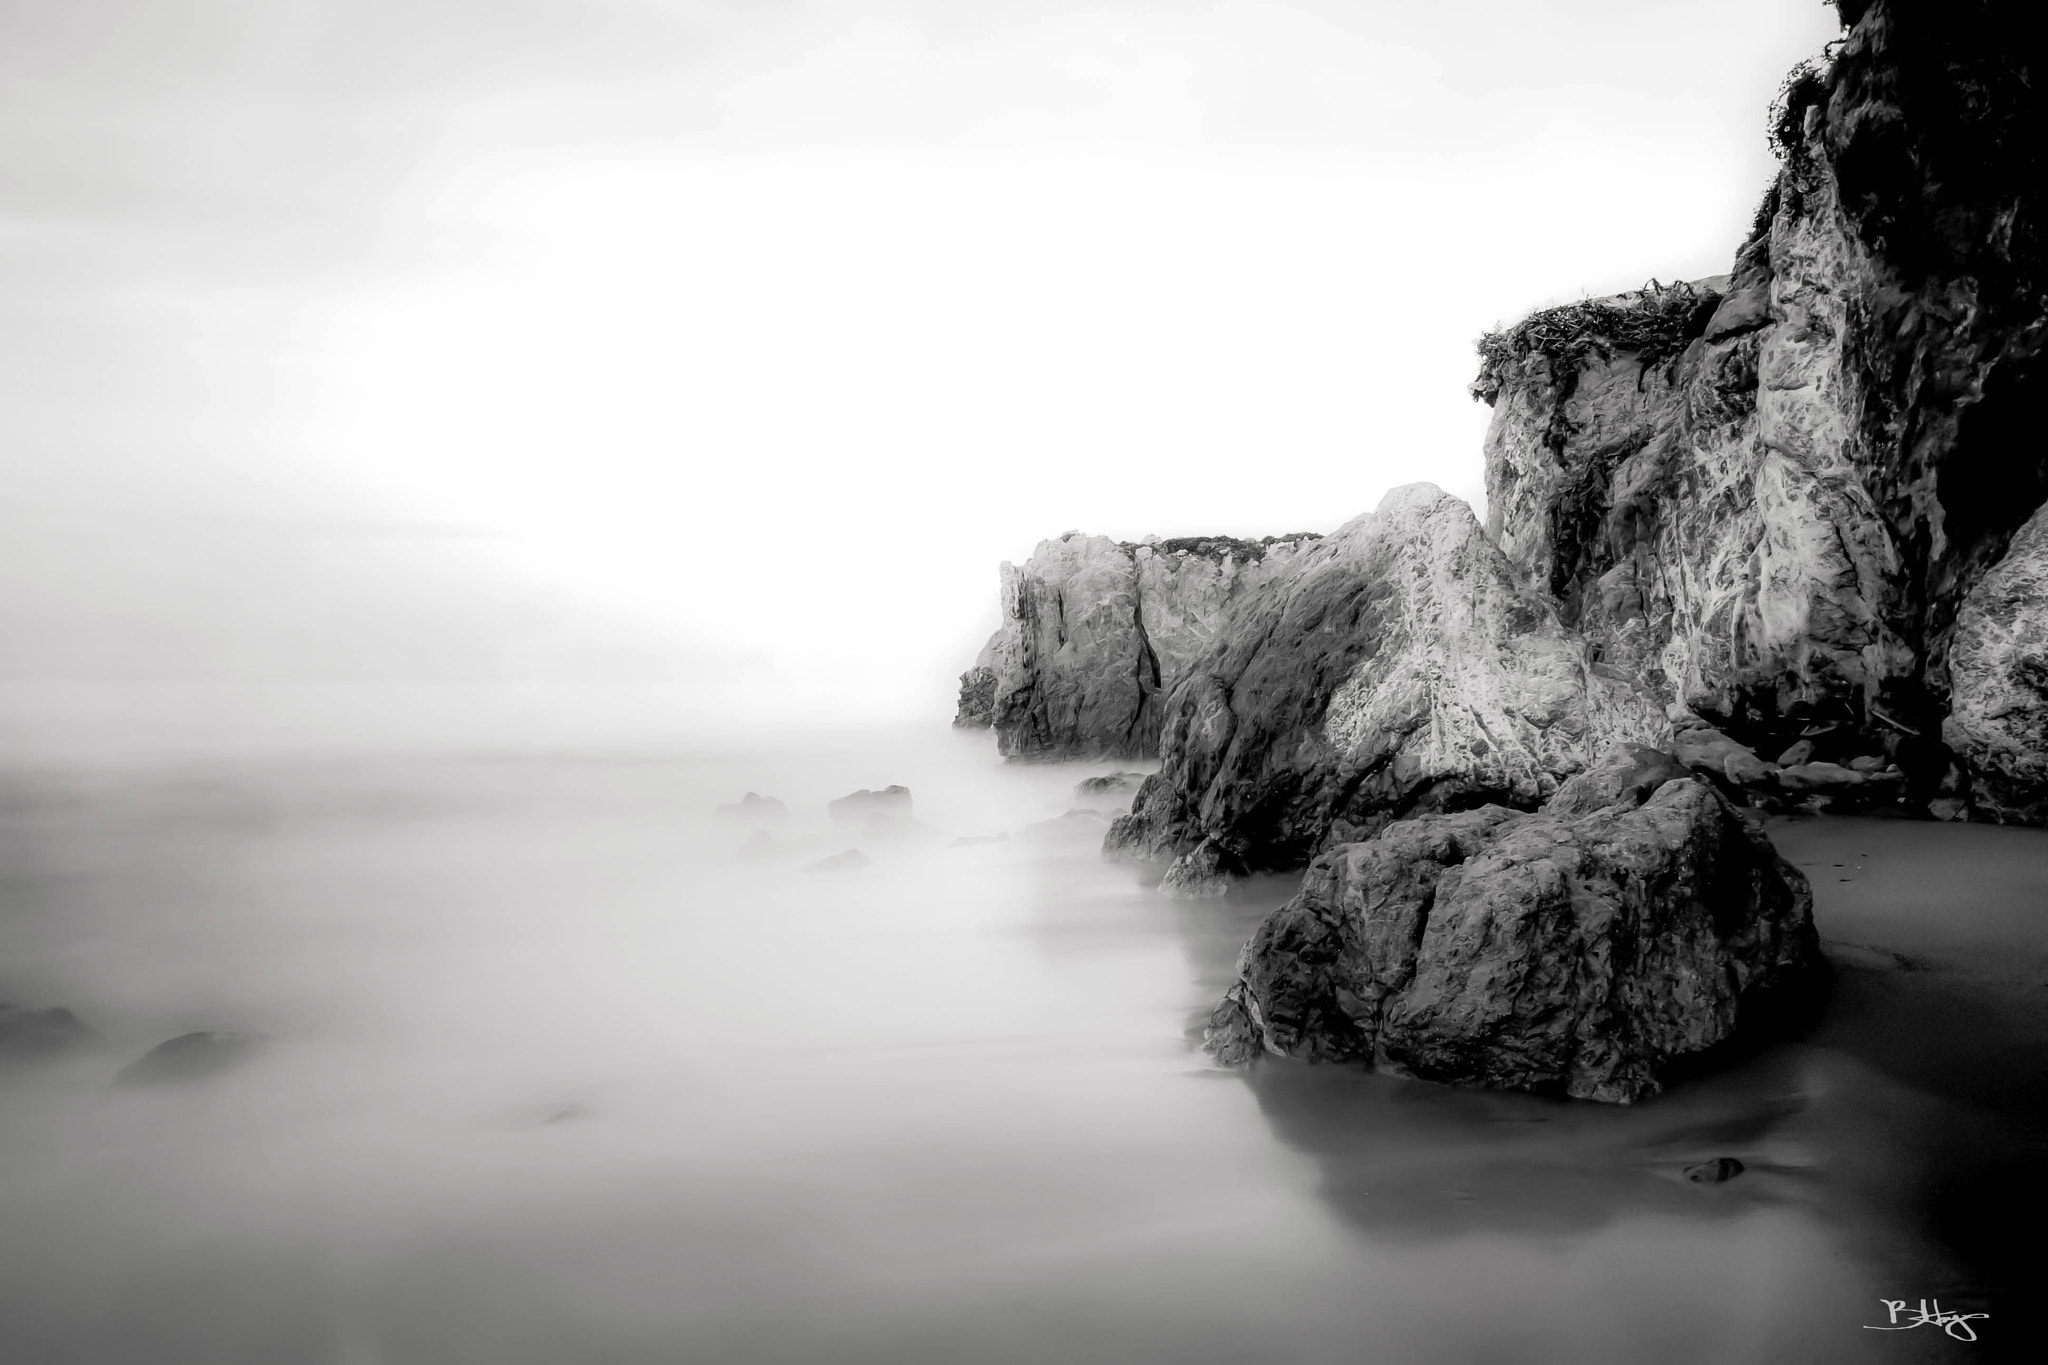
{"left": 955, "top": 531, "right": 1320, "bottom": 759}
{"left": 1944, "top": 502, "right": 2048, "bottom": 823}
{"left": 1475, "top": 0, "right": 2048, "bottom": 820}
{"left": 1105, "top": 485, "right": 1668, "bottom": 881}
{"left": 1204, "top": 749, "right": 1823, "bottom": 1102}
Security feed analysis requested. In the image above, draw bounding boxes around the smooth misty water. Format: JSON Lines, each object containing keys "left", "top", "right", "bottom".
{"left": 3, "top": 726, "right": 2044, "bottom": 1363}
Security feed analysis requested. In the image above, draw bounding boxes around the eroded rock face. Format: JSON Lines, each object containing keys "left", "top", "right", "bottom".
{"left": 1106, "top": 484, "right": 1667, "bottom": 877}
{"left": 1475, "top": 0, "right": 2048, "bottom": 813}
{"left": 958, "top": 532, "right": 1320, "bottom": 759}
{"left": 1945, "top": 502, "right": 2048, "bottom": 823}
{"left": 1205, "top": 751, "right": 1823, "bottom": 1102}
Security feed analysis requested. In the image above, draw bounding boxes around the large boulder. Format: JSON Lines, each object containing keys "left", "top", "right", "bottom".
{"left": 1205, "top": 750, "right": 1823, "bottom": 1102}
{"left": 1105, "top": 484, "right": 1667, "bottom": 879}
{"left": 1945, "top": 501, "right": 2048, "bottom": 823}
{"left": 957, "top": 531, "right": 1320, "bottom": 759}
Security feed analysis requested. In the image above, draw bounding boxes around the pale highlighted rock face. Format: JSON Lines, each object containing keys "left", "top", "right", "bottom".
{"left": 1106, "top": 484, "right": 1668, "bottom": 877}
{"left": 1945, "top": 503, "right": 2048, "bottom": 824}
{"left": 958, "top": 532, "right": 1320, "bottom": 760}
{"left": 1204, "top": 750, "right": 1822, "bottom": 1103}
{"left": 1472, "top": 0, "right": 2048, "bottom": 813}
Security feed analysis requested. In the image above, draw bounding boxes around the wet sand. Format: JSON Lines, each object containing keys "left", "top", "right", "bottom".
{"left": 2, "top": 735, "right": 2043, "bottom": 1362}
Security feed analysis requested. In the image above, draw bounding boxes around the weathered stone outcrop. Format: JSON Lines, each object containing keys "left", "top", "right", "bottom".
{"left": 956, "top": 531, "right": 1320, "bottom": 759}
{"left": 1474, "top": 0, "right": 2048, "bottom": 817}
{"left": 1944, "top": 502, "right": 2048, "bottom": 823}
{"left": 1205, "top": 750, "right": 1823, "bottom": 1102}
{"left": 1105, "top": 485, "right": 1668, "bottom": 879}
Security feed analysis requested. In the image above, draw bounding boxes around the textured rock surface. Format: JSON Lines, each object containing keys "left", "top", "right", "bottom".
{"left": 1106, "top": 485, "right": 1667, "bottom": 877}
{"left": 1945, "top": 502, "right": 2048, "bottom": 822}
{"left": 1204, "top": 751, "right": 1822, "bottom": 1102}
{"left": 1476, "top": 0, "right": 2048, "bottom": 816}
{"left": 958, "top": 532, "right": 1320, "bottom": 759}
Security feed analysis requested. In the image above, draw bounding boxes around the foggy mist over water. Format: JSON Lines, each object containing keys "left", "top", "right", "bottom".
{"left": 6, "top": 727, "right": 2047, "bottom": 1362}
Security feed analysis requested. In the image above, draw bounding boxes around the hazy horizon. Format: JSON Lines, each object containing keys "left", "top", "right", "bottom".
{"left": 2, "top": 0, "right": 1844, "bottom": 748}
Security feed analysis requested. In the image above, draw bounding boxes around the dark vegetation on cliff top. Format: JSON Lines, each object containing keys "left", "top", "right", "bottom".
{"left": 1469, "top": 280, "right": 1717, "bottom": 407}
{"left": 1050, "top": 530, "right": 1324, "bottom": 562}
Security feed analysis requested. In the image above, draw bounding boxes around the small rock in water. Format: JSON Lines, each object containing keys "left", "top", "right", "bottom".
{"left": 1021, "top": 809, "right": 1109, "bottom": 839}
{"left": 114, "top": 1031, "right": 263, "bottom": 1086}
{"left": 1073, "top": 772, "right": 1147, "bottom": 810}
{"left": 1683, "top": 1157, "right": 1746, "bottom": 1184}
{"left": 1775, "top": 739, "right": 1815, "bottom": 767}
{"left": 1160, "top": 837, "right": 1239, "bottom": 898}
{"left": 1847, "top": 755, "right": 1887, "bottom": 773}
{"left": 1776, "top": 761, "right": 1863, "bottom": 793}
{"left": 715, "top": 792, "right": 788, "bottom": 821}
{"left": 735, "top": 829, "right": 781, "bottom": 861}
{"left": 0, "top": 1002, "right": 99, "bottom": 1063}
{"left": 827, "top": 786, "right": 912, "bottom": 825}
{"left": 804, "top": 849, "right": 870, "bottom": 873}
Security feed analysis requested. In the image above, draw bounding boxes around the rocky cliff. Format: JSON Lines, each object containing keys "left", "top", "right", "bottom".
{"left": 957, "top": 0, "right": 2046, "bottom": 839}
{"left": 954, "top": 531, "right": 1320, "bottom": 760}
{"left": 1476, "top": 0, "right": 2047, "bottom": 820}
{"left": 1103, "top": 486, "right": 1667, "bottom": 885}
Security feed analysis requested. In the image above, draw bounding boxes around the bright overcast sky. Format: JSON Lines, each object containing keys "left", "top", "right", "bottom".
{"left": 0, "top": 0, "right": 1844, "bottom": 745}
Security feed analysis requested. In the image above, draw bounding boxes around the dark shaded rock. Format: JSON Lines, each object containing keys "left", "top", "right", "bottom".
{"left": 715, "top": 792, "right": 787, "bottom": 821}
{"left": 827, "top": 786, "right": 912, "bottom": 824}
{"left": 0, "top": 1002, "right": 99, "bottom": 1062}
{"left": 803, "top": 849, "right": 869, "bottom": 873}
{"left": 1105, "top": 485, "right": 1665, "bottom": 882}
{"left": 1945, "top": 501, "right": 2048, "bottom": 824}
{"left": 114, "top": 1031, "right": 263, "bottom": 1086}
{"left": 1684, "top": 1157, "right": 1746, "bottom": 1184}
{"left": 1204, "top": 753, "right": 1822, "bottom": 1103}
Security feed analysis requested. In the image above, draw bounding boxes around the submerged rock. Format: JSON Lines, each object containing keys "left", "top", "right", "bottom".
{"left": 735, "top": 829, "right": 781, "bottom": 861}
{"left": 803, "top": 849, "right": 869, "bottom": 873}
{"left": 1684, "top": 1157, "right": 1747, "bottom": 1184}
{"left": 715, "top": 792, "right": 788, "bottom": 822}
{"left": 827, "top": 786, "right": 912, "bottom": 825}
{"left": 1019, "top": 809, "right": 1108, "bottom": 840}
{"left": 1073, "top": 771, "right": 1146, "bottom": 810}
{"left": 1106, "top": 484, "right": 1667, "bottom": 880}
{"left": 114, "top": 1031, "right": 263, "bottom": 1086}
{"left": 1204, "top": 751, "right": 1822, "bottom": 1103}
{"left": 0, "top": 1002, "right": 98, "bottom": 1063}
